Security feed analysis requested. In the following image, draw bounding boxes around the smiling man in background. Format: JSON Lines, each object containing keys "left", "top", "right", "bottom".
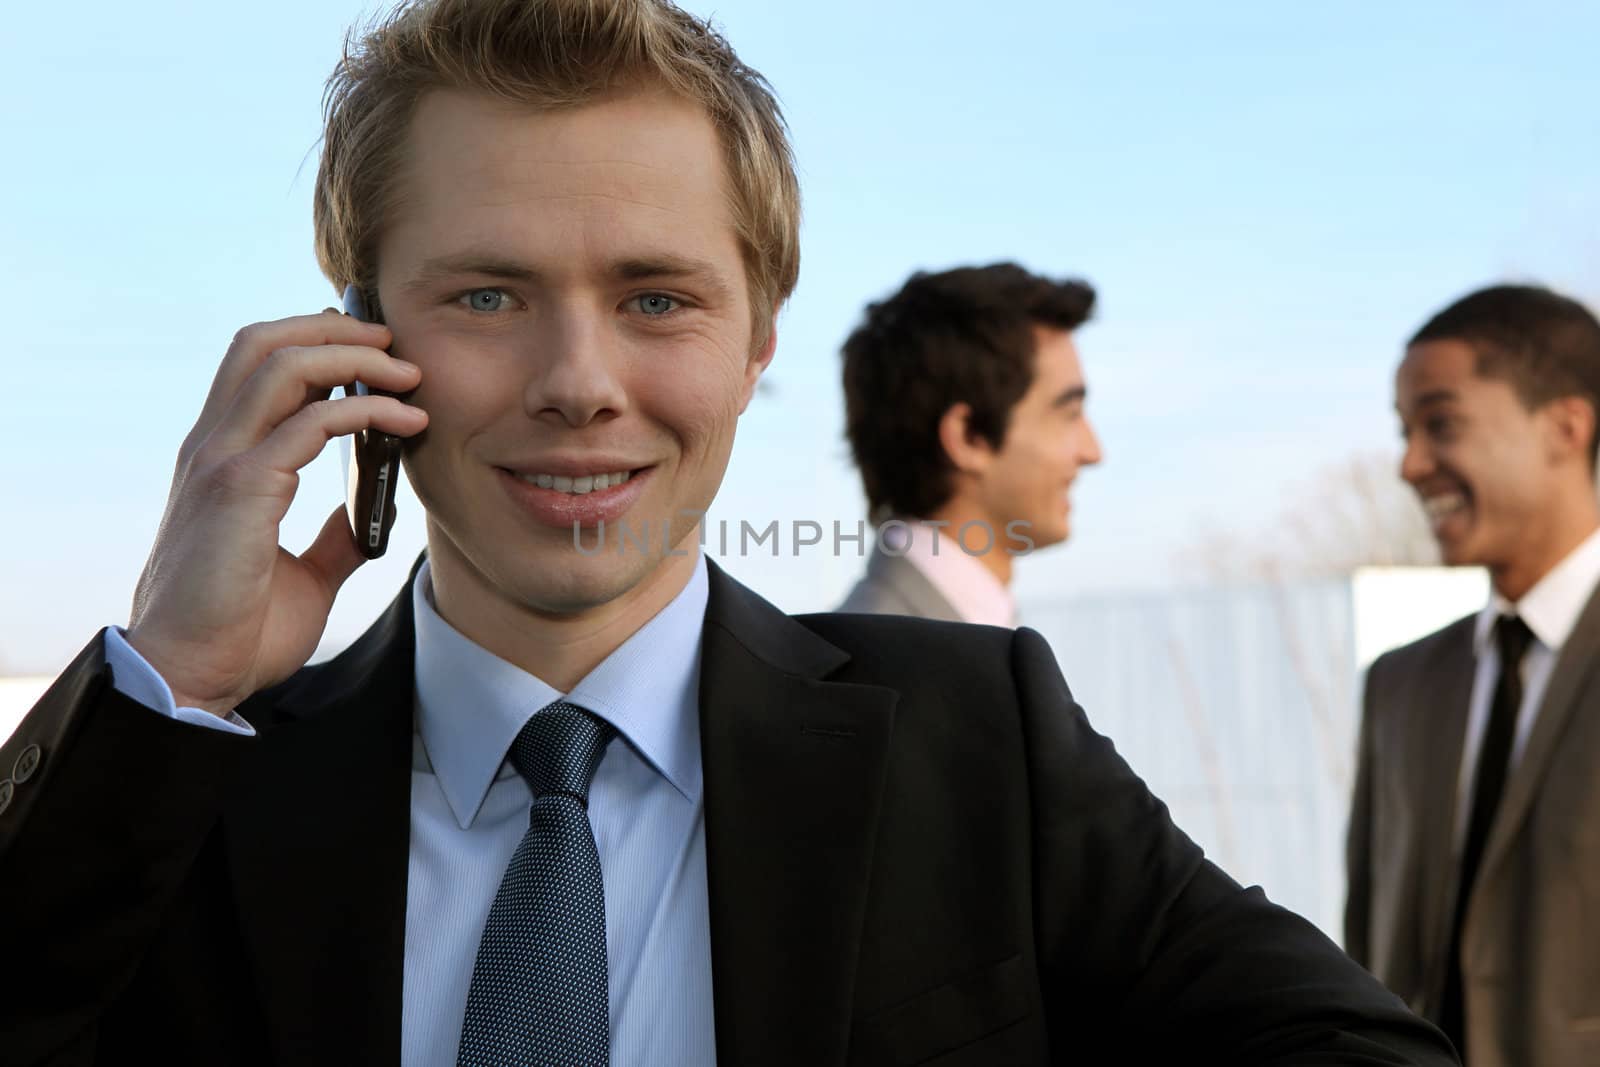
{"left": 1348, "top": 284, "right": 1600, "bottom": 1067}
{"left": 0, "top": 1, "right": 1455, "bottom": 1064}
{"left": 837, "top": 263, "right": 1103, "bottom": 624}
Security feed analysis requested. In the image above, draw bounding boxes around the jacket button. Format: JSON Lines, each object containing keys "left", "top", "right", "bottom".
{"left": 13, "top": 744, "right": 40, "bottom": 784}
{"left": 0, "top": 779, "right": 12, "bottom": 817}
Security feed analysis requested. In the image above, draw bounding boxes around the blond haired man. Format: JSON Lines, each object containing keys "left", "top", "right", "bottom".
{"left": 1, "top": 1, "right": 1452, "bottom": 1064}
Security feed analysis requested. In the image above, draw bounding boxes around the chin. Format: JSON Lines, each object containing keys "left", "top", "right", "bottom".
{"left": 1434, "top": 535, "right": 1484, "bottom": 569}
{"left": 502, "top": 556, "right": 653, "bottom": 615}
{"left": 1027, "top": 520, "right": 1069, "bottom": 551}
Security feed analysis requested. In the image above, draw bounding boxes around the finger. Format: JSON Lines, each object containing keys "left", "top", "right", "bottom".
{"left": 213, "top": 344, "right": 421, "bottom": 452}
{"left": 191, "top": 313, "right": 392, "bottom": 447}
{"left": 249, "top": 393, "right": 427, "bottom": 476}
{"left": 298, "top": 504, "right": 370, "bottom": 599}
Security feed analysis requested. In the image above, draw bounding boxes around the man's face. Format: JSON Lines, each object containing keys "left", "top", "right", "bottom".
{"left": 970, "top": 327, "right": 1102, "bottom": 548}
{"left": 1396, "top": 339, "right": 1559, "bottom": 568}
{"left": 376, "top": 86, "right": 771, "bottom": 619}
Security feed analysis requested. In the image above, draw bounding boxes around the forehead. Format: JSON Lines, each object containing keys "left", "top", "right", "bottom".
{"left": 379, "top": 86, "right": 741, "bottom": 279}
{"left": 1396, "top": 339, "right": 1483, "bottom": 404}
{"left": 1396, "top": 337, "right": 1535, "bottom": 419}
{"left": 1026, "top": 326, "right": 1083, "bottom": 389}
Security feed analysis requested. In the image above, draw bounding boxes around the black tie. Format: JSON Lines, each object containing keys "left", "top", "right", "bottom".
{"left": 1440, "top": 613, "right": 1534, "bottom": 1060}
{"left": 457, "top": 701, "right": 617, "bottom": 1067}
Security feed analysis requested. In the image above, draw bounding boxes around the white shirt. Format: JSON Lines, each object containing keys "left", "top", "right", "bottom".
{"left": 1453, "top": 524, "right": 1600, "bottom": 849}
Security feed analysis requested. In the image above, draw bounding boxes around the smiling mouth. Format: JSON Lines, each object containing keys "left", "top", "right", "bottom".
{"left": 1421, "top": 490, "right": 1470, "bottom": 529}
{"left": 509, "top": 469, "right": 636, "bottom": 495}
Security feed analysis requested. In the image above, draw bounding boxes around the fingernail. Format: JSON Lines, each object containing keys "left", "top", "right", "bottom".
{"left": 322, "top": 306, "right": 340, "bottom": 314}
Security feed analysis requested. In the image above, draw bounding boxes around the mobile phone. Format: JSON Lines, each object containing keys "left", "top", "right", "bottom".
{"left": 340, "top": 284, "right": 403, "bottom": 559}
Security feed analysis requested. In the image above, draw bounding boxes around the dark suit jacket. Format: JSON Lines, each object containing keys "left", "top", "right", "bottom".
{"left": 1346, "top": 586, "right": 1600, "bottom": 1067}
{"left": 1, "top": 562, "right": 1453, "bottom": 1065}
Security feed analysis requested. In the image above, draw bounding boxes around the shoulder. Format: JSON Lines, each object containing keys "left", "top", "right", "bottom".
{"left": 1366, "top": 612, "right": 1476, "bottom": 688}
{"left": 796, "top": 613, "right": 1063, "bottom": 710}
{"left": 1360, "top": 612, "right": 1477, "bottom": 740}
{"left": 800, "top": 610, "right": 1013, "bottom": 668}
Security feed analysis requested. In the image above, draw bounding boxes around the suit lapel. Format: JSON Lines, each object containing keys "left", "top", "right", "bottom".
{"left": 1414, "top": 624, "right": 1476, "bottom": 992}
{"left": 699, "top": 563, "right": 897, "bottom": 1066}
{"left": 224, "top": 584, "right": 417, "bottom": 1061}
{"left": 1478, "top": 582, "right": 1600, "bottom": 886}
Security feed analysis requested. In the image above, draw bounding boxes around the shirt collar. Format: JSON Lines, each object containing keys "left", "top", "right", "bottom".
{"left": 887, "top": 520, "right": 1016, "bottom": 627}
{"left": 1473, "top": 524, "right": 1600, "bottom": 657}
{"left": 412, "top": 553, "right": 709, "bottom": 829}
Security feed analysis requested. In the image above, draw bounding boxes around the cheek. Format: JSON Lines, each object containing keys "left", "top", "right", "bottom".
{"left": 403, "top": 362, "right": 518, "bottom": 471}
{"left": 631, "top": 355, "right": 750, "bottom": 452}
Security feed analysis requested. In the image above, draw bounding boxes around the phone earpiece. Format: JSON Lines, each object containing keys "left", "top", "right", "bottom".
{"left": 341, "top": 284, "right": 371, "bottom": 322}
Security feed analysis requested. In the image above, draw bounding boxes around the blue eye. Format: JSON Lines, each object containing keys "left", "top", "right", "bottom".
{"left": 634, "top": 294, "right": 679, "bottom": 316}
{"left": 462, "top": 289, "right": 506, "bottom": 312}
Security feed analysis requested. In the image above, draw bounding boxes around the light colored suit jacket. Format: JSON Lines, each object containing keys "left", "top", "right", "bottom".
{"left": 1346, "top": 585, "right": 1600, "bottom": 1067}
{"left": 835, "top": 546, "right": 964, "bottom": 622}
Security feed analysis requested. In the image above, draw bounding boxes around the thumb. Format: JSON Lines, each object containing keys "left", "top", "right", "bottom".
{"left": 298, "top": 504, "right": 370, "bottom": 599}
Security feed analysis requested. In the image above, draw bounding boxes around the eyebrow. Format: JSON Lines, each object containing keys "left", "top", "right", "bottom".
{"left": 1412, "top": 389, "right": 1459, "bottom": 408}
{"left": 399, "top": 253, "right": 540, "bottom": 294}
{"left": 612, "top": 255, "right": 737, "bottom": 304}
{"left": 398, "top": 249, "right": 736, "bottom": 304}
{"left": 1053, "top": 385, "right": 1088, "bottom": 407}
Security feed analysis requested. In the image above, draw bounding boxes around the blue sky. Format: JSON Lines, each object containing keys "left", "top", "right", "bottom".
{"left": 2, "top": 0, "right": 1597, "bottom": 673}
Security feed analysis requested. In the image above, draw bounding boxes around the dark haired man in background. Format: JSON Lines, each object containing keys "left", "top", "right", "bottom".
{"left": 1347, "top": 284, "right": 1600, "bottom": 1067}
{"left": 836, "top": 263, "right": 1103, "bottom": 624}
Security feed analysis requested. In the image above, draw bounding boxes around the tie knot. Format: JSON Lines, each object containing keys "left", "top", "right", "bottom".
{"left": 508, "top": 701, "right": 616, "bottom": 802}
{"left": 1495, "top": 613, "right": 1534, "bottom": 670}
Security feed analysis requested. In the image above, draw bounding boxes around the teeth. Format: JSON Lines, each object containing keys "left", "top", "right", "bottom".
{"left": 517, "top": 469, "right": 633, "bottom": 494}
{"left": 1423, "top": 493, "right": 1467, "bottom": 520}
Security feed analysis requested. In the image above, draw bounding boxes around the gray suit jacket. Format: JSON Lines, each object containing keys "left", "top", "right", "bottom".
{"left": 836, "top": 547, "right": 964, "bottom": 622}
{"left": 1346, "top": 583, "right": 1600, "bottom": 1067}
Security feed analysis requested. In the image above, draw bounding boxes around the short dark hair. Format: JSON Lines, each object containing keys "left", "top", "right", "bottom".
{"left": 841, "top": 262, "right": 1095, "bottom": 520}
{"left": 1411, "top": 284, "right": 1600, "bottom": 467}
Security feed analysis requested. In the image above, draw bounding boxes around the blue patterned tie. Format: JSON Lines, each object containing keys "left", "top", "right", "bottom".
{"left": 457, "top": 701, "right": 617, "bottom": 1067}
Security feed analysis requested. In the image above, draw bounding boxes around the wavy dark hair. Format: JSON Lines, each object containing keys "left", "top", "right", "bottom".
{"left": 842, "top": 262, "right": 1095, "bottom": 519}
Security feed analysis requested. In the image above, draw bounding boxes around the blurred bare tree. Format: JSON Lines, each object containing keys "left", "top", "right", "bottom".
{"left": 1175, "top": 449, "right": 1439, "bottom": 583}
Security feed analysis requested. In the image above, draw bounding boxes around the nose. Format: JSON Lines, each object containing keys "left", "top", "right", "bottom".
{"left": 1399, "top": 430, "right": 1433, "bottom": 485}
{"left": 1080, "top": 417, "right": 1104, "bottom": 467}
{"left": 521, "top": 305, "right": 627, "bottom": 427}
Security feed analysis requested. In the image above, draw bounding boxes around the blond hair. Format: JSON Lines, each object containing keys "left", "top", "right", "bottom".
{"left": 314, "top": 0, "right": 800, "bottom": 343}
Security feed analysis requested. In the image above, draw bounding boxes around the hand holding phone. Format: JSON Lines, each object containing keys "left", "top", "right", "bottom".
{"left": 124, "top": 308, "right": 426, "bottom": 714}
{"left": 340, "top": 285, "right": 405, "bottom": 559}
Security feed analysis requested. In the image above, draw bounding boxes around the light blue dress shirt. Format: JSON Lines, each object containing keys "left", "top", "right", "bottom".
{"left": 104, "top": 555, "right": 717, "bottom": 1066}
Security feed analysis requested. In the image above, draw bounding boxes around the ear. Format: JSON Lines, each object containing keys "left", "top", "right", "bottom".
{"left": 1542, "top": 395, "right": 1596, "bottom": 467}
{"left": 937, "top": 402, "right": 997, "bottom": 474}
{"left": 738, "top": 317, "right": 779, "bottom": 414}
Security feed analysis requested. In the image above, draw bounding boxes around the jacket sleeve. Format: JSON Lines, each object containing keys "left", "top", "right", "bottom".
{"left": 1012, "top": 627, "right": 1456, "bottom": 1066}
{"left": 0, "top": 631, "right": 254, "bottom": 1064}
